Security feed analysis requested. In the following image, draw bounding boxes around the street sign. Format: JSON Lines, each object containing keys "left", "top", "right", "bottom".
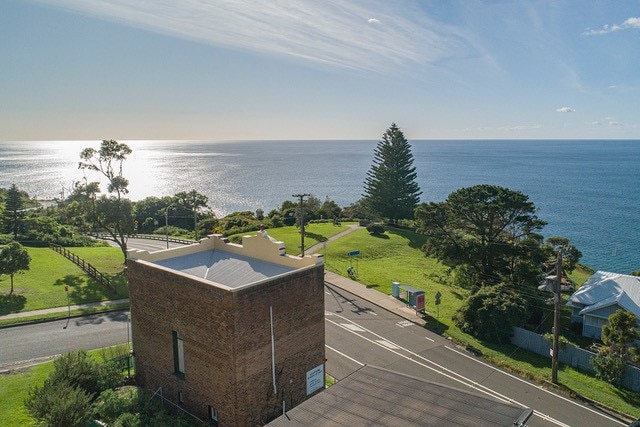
{"left": 434, "top": 291, "right": 442, "bottom": 305}
{"left": 347, "top": 250, "right": 360, "bottom": 257}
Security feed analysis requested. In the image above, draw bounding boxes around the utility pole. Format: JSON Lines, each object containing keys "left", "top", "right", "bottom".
{"left": 551, "top": 246, "right": 563, "bottom": 384}
{"left": 292, "top": 193, "right": 311, "bottom": 256}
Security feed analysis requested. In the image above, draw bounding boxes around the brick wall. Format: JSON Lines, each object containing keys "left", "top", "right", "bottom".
{"left": 128, "top": 259, "right": 325, "bottom": 426}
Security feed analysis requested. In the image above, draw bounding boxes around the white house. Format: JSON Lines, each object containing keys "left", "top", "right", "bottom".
{"left": 566, "top": 271, "right": 640, "bottom": 339}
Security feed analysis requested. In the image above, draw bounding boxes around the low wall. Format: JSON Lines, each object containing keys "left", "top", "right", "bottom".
{"left": 511, "top": 327, "right": 640, "bottom": 392}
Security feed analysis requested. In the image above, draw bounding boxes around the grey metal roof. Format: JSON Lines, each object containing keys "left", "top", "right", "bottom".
{"left": 567, "top": 271, "right": 640, "bottom": 314}
{"left": 266, "top": 365, "right": 532, "bottom": 427}
{"left": 153, "top": 249, "right": 295, "bottom": 288}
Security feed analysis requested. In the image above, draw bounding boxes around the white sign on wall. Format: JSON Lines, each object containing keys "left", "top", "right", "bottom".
{"left": 306, "top": 364, "right": 324, "bottom": 395}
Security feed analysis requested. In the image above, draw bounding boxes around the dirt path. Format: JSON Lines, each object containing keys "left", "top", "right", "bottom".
{"left": 302, "top": 223, "right": 362, "bottom": 256}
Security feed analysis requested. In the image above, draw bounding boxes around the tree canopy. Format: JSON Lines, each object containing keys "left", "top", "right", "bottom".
{"left": 453, "top": 284, "right": 528, "bottom": 344}
{"left": 0, "top": 241, "right": 31, "bottom": 294}
{"left": 602, "top": 309, "right": 640, "bottom": 362}
{"left": 363, "top": 123, "right": 421, "bottom": 222}
{"left": 415, "top": 184, "right": 547, "bottom": 287}
{"left": 76, "top": 140, "right": 134, "bottom": 261}
{"left": 2, "top": 184, "right": 28, "bottom": 239}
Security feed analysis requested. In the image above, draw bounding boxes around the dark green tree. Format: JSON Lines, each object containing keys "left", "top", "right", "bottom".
{"left": 602, "top": 309, "right": 640, "bottom": 363}
{"left": 173, "top": 190, "right": 212, "bottom": 239}
{"left": 544, "top": 236, "right": 582, "bottom": 273}
{"left": 2, "top": 184, "right": 28, "bottom": 239}
{"left": 363, "top": 123, "right": 421, "bottom": 222}
{"left": 453, "top": 284, "right": 528, "bottom": 344}
{"left": 415, "top": 184, "right": 547, "bottom": 287}
{"left": 0, "top": 241, "right": 31, "bottom": 294}
{"left": 77, "top": 140, "right": 134, "bottom": 262}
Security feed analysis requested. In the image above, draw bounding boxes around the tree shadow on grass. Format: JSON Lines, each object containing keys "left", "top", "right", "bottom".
{"left": 53, "top": 274, "right": 84, "bottom": 288}
{"left": 386, "top": 228, "right": 428, "bottom": 249}
{"left": 305, "top": 232, "right": 328, "bottom": 243}
{"left": 369, "top": 233, "right": 390, "bottom": 239}
{"left": 614, "top": 384, "right": 640, "bottom": 408}
{"left": 0, "top": 293, "right": 27, "bottom": 315}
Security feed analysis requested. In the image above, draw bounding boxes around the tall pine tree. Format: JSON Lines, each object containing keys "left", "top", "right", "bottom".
{"left": 3, "top": 184, "right": 27, "bottom": 239}
{"left": 363, "top": 123, "right": 422, "bottom": 221}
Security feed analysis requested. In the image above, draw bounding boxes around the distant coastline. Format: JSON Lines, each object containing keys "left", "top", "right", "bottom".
{"left": 1, "top": 139, "right": 638, "bottom": 273}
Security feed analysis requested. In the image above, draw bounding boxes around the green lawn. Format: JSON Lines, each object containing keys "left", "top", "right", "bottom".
{"left": 232, "top": 222, "right": 354, "bottom": 255}
{"left": 0, "top": 362, "right": 51, "bottom": 427}
{"left": 0, "top": 247, "right": 127, "bottom": 314}
{"left": 323, "top": 226, "right": 640, "bottom": 419}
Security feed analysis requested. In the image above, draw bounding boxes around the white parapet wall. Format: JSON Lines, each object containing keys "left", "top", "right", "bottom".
{"left": 127, "top": 233, "right": 323, "bottom": 269}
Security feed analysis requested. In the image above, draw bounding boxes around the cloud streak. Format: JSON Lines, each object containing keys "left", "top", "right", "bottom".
{"left": 39, "top": 0, "right": 468, "bottom": 73}
{"left": 582, "top": 16, "right": 640, "bottom": 35}
{"left": 556, "top": 106, "right": 574, "bottom": 113}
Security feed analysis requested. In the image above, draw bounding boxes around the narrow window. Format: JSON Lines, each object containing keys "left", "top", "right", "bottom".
{"left": 208, "top": 406, "right": 219, "bottom": 426}
{"left": 173, "top": 331, "right": 185, "bottom": 376}
{"left": 178, "top": 391, "right": 184, "bottom": 403}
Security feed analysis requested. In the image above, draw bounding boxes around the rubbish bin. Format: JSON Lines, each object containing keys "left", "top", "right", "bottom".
{"left": 392, "top": 281, "right": 400, "bottom": 298}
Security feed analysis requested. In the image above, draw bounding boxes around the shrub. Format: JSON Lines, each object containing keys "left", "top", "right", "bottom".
{"left": 453, "top": 285, "right": 528, "bottom": 344}
{"left": 49, "top": 351, "right": 105, "bottom": 396}
{"left": 94, "top": 387, "right": 141, "bottom": 423}
{"left": 366, "top": 223, "right": 385, "bottom": 235}
{"left": 25, "top": 380, "right": 93, "bottom": 427}
{"left": 592, "top": 348, "right": 625, "bottom": 384}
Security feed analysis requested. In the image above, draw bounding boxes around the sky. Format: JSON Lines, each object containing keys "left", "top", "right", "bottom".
{"left": 1, "top": 0, "right": 639, "bottom": 141}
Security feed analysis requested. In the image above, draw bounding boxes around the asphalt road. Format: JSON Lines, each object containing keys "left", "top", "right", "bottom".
{"left": 323, "top": 283, "right": 626, "bottom": 427}
{"left": 0, "top": 311, "right": 131, "bottom": 369}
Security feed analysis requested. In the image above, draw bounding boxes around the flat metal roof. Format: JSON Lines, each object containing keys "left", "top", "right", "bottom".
{"left": 266, "top": 365, "right": 532, "bottom": 427}
{"left": 153, "top": 249, "right": 296, "bottom": 288}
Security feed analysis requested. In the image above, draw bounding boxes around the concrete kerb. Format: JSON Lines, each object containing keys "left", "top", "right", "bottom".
{"left": 0, "top": 299, "right": 130, "bottom": 329}
{"left": 324, "top": 271, "right": 427, "bottom": 327}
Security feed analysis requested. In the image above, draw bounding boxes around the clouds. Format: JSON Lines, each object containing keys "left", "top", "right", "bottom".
{"left": 38, "top": 0, "right": 468, "bottom": 73}
{"left": 582, "top": 16, "right": 640, "bottom": 36}
{"left": 556, "top": 106, "right": 574, "bottom": 113}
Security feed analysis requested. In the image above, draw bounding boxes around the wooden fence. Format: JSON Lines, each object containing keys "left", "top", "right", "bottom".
{"left": 49, "top": 244, "right": 116, "bottom": 292}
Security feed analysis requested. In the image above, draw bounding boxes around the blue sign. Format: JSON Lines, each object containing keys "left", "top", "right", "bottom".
{"left": 347, "top": 250, "right": 360, "bottom": 257}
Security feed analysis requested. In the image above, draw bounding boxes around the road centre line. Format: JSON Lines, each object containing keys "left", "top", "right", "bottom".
{"left": 326, "top": 314, "right": 573, "bottom": 427}
{"left": 444, "top": 345, "right": 626, "bottom": 426}
{"left": 327, "top": 319, "right": 519, "bottom": 406}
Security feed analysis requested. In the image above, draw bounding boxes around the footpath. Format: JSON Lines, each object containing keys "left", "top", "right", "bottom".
{"left": 0, "top": 225, "right": 425, "bottom": 327}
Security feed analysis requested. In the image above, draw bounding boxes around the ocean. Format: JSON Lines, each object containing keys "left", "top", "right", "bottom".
{"left": 0, "top": 139, "right": 638, "bottom": 274}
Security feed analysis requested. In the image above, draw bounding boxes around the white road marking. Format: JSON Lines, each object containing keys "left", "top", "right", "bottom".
{"left": 325, "top": 312, "right": 622, "bottom": 426}
{"left": 325, "top": 345, "right": 365, "bottom": 366}
{"left": 340, "top": 323, "right": 365, "bottom": 332}
{"left": 375, "top": 340, "right": 399, "bottom": 349}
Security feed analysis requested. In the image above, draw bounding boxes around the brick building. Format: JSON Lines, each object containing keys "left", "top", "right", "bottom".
{"left": 127, "top": 234, "right": 325, "bottom": 426}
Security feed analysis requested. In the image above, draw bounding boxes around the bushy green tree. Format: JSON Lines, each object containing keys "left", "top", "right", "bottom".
{"left": 415, "top": 184, "right": 547, "bottom": 287}
{"left": 363, "top": 123, "right": 421, "bottom": 222}
{"left": 77, "top": 140, "right": 134, "bottom": 262}
{"left": 25, "top": 350, "right": 124, "bottom": 426}
{"left": 602, "top": 309, "right": 640, "bottom": 363}
{"left": 544, "top": 236, "right": 582, "bottom": 273}
{"left": 0, "top": 241, "right": 31, "bottom": 294}
{"left": 453, "top": 285, "right": 528, "bottom": 344}
{"left": 592, "top": 348, "right": 626, "bottom": 384}
{"left": 25, "top": 380, "right": 93, "bottom": 427}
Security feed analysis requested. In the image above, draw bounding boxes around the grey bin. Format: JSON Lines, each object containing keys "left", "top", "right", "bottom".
{"left": 392, "top": 281, "right": 400, "bottom": 298}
